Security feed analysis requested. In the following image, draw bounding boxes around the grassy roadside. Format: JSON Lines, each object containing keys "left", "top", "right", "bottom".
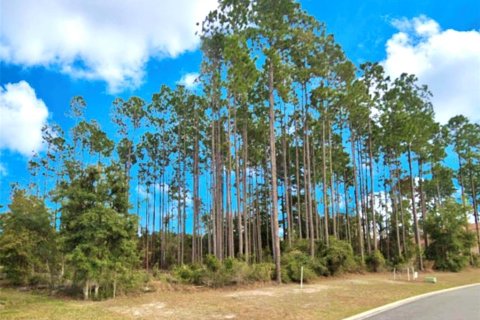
{"left": 1, "top": 268, "right": 479, "bottom": 320}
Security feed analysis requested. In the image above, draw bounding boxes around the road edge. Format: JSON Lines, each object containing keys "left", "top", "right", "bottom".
{"left": 342, "top": 282, "right": 480, "bottom": 320}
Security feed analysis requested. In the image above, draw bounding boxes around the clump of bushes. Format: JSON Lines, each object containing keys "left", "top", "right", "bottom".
{"left": 365, "top": 250, "right": 386, "bottom": 272}
{"left": 280, "top": 250, "right": 328, "bottom": 283}
{"left": 319, "top": 237, "right": 358, "bottom": 275}
{"left": 172, "top": 255, "right": 274, "bottom": 287}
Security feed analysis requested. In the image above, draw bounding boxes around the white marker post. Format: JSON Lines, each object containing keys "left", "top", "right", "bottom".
{"left": 300, "top": 266, "right": 304, "bottom": 289}
{"left": 407, "top": 267, "right": 410, "bottom": 281}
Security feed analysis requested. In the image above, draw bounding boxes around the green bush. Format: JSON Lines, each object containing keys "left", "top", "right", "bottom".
{"left": 173, "top": 264, "right": 204, "bottom": 285}
{"left": 320, "top": 238, "right": 357, "bottom": 275}
{"left": 204, "top": 255, "right": 222, "bottom": 272}
{"left": 424, "top": 199, "right": 475, "bottom": 272}
{"left": 434, "top": 255, "right": 469, "bottom": 272}
{"left": 172, "top": 258, "right": 274, "bottom": 287}
{"left": 285, "top": 239, "right": 310, "bottom": 254}
{"left": 281, "top": 250, "right": 319, "bottom": 283}
{"left": 365, "top": 250, "right": 386, "bottom": 272}
{"left": 248, "top": 263, "right": 274, "bottom": 282}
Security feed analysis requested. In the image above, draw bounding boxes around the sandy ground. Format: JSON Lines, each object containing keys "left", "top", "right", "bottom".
{"left": 98, "top": 269, "right": 480, "bottom": 320}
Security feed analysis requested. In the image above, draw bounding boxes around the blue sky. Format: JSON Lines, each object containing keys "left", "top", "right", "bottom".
{"left": 1, "top": 0, "right": 479, "bottom": 210}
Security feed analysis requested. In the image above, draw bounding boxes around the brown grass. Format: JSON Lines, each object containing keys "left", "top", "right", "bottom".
{"left": 1, "top": 268, "right": 479, "bottom": 320}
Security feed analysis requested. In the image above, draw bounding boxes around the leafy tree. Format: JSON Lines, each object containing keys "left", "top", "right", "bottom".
{"left": 55, "top": 163, "right": 139, "bottom": 299}
{"left": 424, "top": 198, "right": 475, "bottom": 271}
{"left": 0, "top": 189, "right": 58, "bottom": 285}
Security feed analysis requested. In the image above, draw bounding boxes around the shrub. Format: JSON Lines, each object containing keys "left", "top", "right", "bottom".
{"left": 424, "top": 199, "right": 475, "bottom": 272}
{"left": 204, "top": 255, "right": 222, "bottom": 272}
{"left": 434, "top": 255, "right": 469, "bottom": 272}
{"left": 365, "top": 250, "right": 386, "bottom": 272}
{"left": 172, "top": 264, "right": 204, "bottom": 285}
{"left": 248, "top": 263, "right": 274, "bottom": 282}
{"left": 172, "top": 258, "right": 273, "bottom": 287}
{"left": 320, "top": 237, "right": 357, "bottom": 275}
{"left": 285, "top": 239, "right": 310, "bottom": 254}
{"left": 281, "top": 250, "right": 317, "bottom": 283}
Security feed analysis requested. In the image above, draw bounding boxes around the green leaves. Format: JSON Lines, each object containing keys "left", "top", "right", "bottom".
{"left": 0, "top": 189, "right": 57, "bottom": 285}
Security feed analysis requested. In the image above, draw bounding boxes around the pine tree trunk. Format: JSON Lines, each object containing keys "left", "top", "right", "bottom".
{"left": 328, "top": 122, "right": 337, "bottom": 239}
{"left": 418, "top": 158, "right": 428, "bottom": 248}
{"left": 305, "top": 107, "right": 314, "bottom": 256}
{"left": 269, "top": 62, "right": 281, "bottom": 283}
{"left": 233, "top": 106, "right": 243, "bottom": 258}
{"left": 389, "top": 161, "right": 402, "bottom": 259}
{"left": 322, "top": 117, "right": 329, "bottom": 246}
{"left": 294, "top": 109, "right": 303, "bottom": 239}
{"left": 407, "top": 144, "right": 423, "bottom": 270}
{"left": 350, "top": 128, "right": 364, "bottom": 262}
{"left": 368, "top": 121, "right": 377, "bottom": 251}
{"left": 226, "top": 103, "right": 234, "bottom": 258}
{"left": 192, "top": 120, "right": 200, "bottom": 263}
{"left": 281, "top": 115, "right": 292, "bottom": 247}
{"left": 242, "top": 125, "right": 249, "bottom": 262}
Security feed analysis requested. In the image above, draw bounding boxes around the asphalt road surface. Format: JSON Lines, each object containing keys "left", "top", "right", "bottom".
{"left": 365, "top": 284, "right": 480, "bottom": 320}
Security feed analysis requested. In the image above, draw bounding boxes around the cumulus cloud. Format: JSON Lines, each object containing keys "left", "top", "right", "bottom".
{"left": 0, "top": 81, "right": 49, "bottom": 156}
{"left": 0, "top": 0, "right": 217, "bottom": 93}
{"left": 382, "top": 15, "right": 480, "bottom": 123}
{"left": 177, "top": 72, "right": 200, "bottom": 90}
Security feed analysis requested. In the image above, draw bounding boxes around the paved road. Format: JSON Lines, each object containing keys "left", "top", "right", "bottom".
{"left": 365, "top": 284, "right": 480, "bottom": 320}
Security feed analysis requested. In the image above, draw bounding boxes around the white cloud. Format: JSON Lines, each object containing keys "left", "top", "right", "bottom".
{"left": 0, "top": 81, "right": 49, "bottom": 156}
{"left": 177, "top": 72, "right": 200, "bottom": 90}
{"left": 382, "top": 15, "right": 480, "bottom": 123}
{"left": 0, "top": 0, "right": 217, "bottom": 93}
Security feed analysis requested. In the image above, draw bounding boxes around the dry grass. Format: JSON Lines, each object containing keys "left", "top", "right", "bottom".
{"left": 1, "top": 268, "right": 479, "bottom": 320}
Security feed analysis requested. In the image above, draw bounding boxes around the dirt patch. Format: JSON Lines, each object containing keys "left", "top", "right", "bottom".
{"left": 227, "top": 284, "right": 331, "bottom": 298}
{"left": 110, "top": 302, "right": 172, "bottom": 318}
{"left": 344, "top": 279, "right": 373, "bottom": 285}
{"left": 227, "top": 289, "right": 276, "bottom": 298}
{"left": 291, "top": 285, "right": 330, "bottom": 294}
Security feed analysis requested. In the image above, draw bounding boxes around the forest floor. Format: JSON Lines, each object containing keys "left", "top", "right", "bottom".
{"left": 1, "top": 268, "right": 479, "bottom": 320}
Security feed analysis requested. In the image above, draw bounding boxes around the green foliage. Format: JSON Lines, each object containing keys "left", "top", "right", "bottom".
{"left": 55, "top": 163, "right": 139, "bottom": 299}
{"left": 280, "top": 250, "right": 327, "bottom": 283}
{"left": 0, "top": 189, "right": 58, "bottom": 286}
{"left": 425, "top": 199, "right": 475, "bottom": 272}
{"left": 172, "top": 257, "right": 274, "bottom": 287}
{"left": 319, "top": 238, "right": 357, "bottom": 275}
{"left": 470, "top": 254, "right": 480, "bottom": 268}
{"left": 365, "top": 250, "right": 386, "bottom": 272}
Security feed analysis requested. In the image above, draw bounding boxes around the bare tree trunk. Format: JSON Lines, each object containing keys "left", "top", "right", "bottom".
{"left": 306, "top": 125, "right": 315, "bottom": 254}
{"left": 350, "top": 128, "right": 364, "bottom": 262}
{"left": 407, "top": 144, "right": 423, "bottom": 270}
{"left": 418, "top": 158, "right": 428, "bottom": 249}
{"left": 242, "top": 124, "right": 249, "bottom": 262}
{"left": 192, "top": 120, "right": 200, "bottom": 263}
{"left": 226, "top": 103, "right": 234, "bottom": 258}
{"left": 211, "top": 122, "right": 217, "bottom": 258}
{"left": 269, "top": 62, "right": 281, "bottom": 283}
{"left": 294, "top": 108, "right": 303, "bottom": 239}
{"left": 322, "top": 117, "right": 330, "bottom": 247}
{"left": 281, "top": 113, "right": 292, "bottom": 247}
{"left": 233, "top": 106, "right": 243, "bottom": 257}
{"left": 368, "top": 121, "right": 377, "bottom": 251}
{"left": 394, "top": 162, "right": 408, "bottom": 257}
{"left": 328, "top": 121, "right": 337, "bottom": 239}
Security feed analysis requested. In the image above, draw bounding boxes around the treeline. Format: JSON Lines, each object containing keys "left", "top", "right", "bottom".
{"left": 1, "top": 0, "right": 479, "bottom": 299}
